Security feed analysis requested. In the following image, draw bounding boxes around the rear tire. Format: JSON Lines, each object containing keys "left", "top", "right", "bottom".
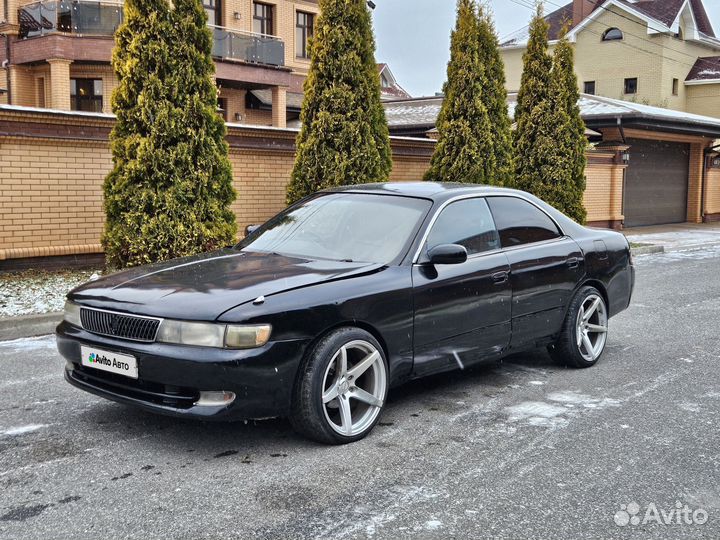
{"left": 549, "top": 286, "right": 608, "bottom": 368}
{"left": 289, "top": 327, "right": 388, "bottom": 444}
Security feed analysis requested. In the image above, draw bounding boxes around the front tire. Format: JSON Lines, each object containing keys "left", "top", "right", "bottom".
{"left": 549, "top": 286, "right": 609, "bottom": 368}
{"left": 289, "top": 327, "right": 388, "bottom": 444}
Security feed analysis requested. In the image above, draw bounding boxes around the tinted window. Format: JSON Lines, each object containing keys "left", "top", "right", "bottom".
{"left": 240, "top": 193, "right": 431, "bottom": 264}
{"left": 486, "top": 197, "right": 561, "bottom": 248}
{"left": 426, "top": 198, "right": 500, "bottom": 256}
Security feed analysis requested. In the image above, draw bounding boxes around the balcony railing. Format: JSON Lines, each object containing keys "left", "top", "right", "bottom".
{"left": 18, "top": 2, "right": 285, "bottom": 67}
{"left": 19, "top": 1, "right": 123, "bottom": 38}
{"left": 210, "top": 25, "right": 284, "bottom": 67}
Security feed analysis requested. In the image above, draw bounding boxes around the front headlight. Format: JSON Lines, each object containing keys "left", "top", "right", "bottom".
{"left": 156, "top": 320, "right": 227, "bottom": 348}
{"left": 64, "top": 301, "right": 82, "bottom": 327}
{"left": 156, "top": 320, "right": 272, "bottom": 349}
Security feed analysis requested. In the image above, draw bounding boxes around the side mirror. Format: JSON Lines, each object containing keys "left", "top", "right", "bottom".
{"left": 245, "top": 224, "right": 260, "bottom": 236}
{"left": 427, "top": 244, "right": 467, "bottom": 265}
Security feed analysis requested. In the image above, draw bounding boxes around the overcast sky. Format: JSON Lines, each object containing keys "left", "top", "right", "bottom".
{"left": 372, "top": 0, "right": 720, "bottom": 97}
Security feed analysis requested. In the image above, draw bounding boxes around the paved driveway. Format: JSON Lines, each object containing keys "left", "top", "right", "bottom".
{"left": 1, "top": 245, "right": 720, "bottom": 539}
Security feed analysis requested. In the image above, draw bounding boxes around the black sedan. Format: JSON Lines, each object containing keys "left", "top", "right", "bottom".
{"left": 57, "top": 183, "right": 634, "bottom": 444}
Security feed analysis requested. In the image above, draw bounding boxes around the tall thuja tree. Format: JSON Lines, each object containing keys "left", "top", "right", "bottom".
{"left": 544, "top": 32, "right": 587, "bottom": 223}
{"left": 511, "top": 2, "right": 552, "bottom": 193}
{"left": 287, "top": 0, "right": 391, "bottom": 204}
{"left": 424, "top": 0, "right": 495, "bottom": 184}
{"left": 103, "top": 0, "right": 236, "bottom": 267}
{"left": 477, "top": 4, "right": 513, "bottom": 186}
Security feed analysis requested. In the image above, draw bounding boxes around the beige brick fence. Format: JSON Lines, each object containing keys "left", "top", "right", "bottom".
{"left": 0, "top": 107, "right": 631, "bottom": 266}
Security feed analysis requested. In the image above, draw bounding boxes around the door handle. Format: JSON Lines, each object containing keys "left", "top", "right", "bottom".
{"left": 566, "top": 256, "right": 581, "bottom": 268}
{"left": 491, "top": 271, "right": 508, "bottom": 284}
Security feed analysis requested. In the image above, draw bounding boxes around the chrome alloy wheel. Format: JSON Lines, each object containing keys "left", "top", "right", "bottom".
{"left": 321, "top": 340, "right": 387, "bottom": 436}
{"left": 575, "top": 293, "right": 608, "bottom": 362}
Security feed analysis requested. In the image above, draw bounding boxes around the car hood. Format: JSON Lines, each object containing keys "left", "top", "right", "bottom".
{"left": 68, "top": 249, "right": 385, "bottom": 320}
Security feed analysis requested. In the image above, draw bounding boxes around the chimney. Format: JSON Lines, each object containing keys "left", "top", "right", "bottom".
{"left": 573, "top": 0, "right": 601, "bottom": 27}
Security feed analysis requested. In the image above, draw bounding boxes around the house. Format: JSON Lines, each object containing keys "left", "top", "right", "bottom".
{"left": 378, "top": 63, "right": 411, "bottom": 100}
{"left": 500, "top": 0, "right": 720, "bottom": 118}
{"left": 0, "top": 0, "right": 321, "bottom": 127}
{"left": 382, "top": 92, "right": 720, "bottom": 228}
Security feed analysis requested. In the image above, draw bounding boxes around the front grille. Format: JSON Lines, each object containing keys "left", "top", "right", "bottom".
{"left": 80, "top": 307, "right": 161, "bottom": 342}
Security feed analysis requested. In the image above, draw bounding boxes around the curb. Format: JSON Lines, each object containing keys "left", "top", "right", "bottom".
{"left": 0, "top": 312, "right": 62, "bottom": 341}
{"left": 630, "top": 245, "right": 665, "bottom": 256}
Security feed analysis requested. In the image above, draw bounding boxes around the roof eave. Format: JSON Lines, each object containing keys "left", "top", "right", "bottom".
{"left": 585, "top": 115, "right": 720, "bottom": 138}
{"left": 684, "top": 78, "right": 720, "bottom": 85}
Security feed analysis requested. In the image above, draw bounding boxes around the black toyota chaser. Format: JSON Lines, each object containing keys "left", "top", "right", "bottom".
{"left": 57, "top": 183, "right": 634, "bottom": 444}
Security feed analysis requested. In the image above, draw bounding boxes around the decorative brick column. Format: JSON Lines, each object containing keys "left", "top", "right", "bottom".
{"left": 687, "top": 142, "right": 707, "bottom": 223}
{"left": 271, "top": 86, "right": 287, "bottom": 128}
{"left": 47, "top": 58, "right": 73, "bottom": 111}
{"left": 6, "top": 0, "right": 20, "bottom": 26}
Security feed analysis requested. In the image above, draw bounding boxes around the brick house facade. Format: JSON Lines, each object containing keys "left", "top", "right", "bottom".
{"left": 500, "top": 0, "right": 720, "bottom": 118}
{"left": 0, "top": 0, "right": 320, "bottom": 127}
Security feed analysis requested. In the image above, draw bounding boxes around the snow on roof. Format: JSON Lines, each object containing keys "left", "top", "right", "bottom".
{"left": 382, "top": 92, "right": 720, "bottom": 132}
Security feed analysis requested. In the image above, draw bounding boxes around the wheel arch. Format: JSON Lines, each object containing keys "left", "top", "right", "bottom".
{"left": 301, "top": 320, "right": 391, "bottom": 370}
{"left": 580, "top": 279, "right": 609, "bottom": 312}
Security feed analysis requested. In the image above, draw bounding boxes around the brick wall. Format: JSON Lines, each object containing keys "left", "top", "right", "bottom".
{"left": 0, "top": 108, "right": 434, "bottom": 261}
{"left": 0, "top": 109, "right": 653, "bottom": 263}
{"left": 706, "top": 168, "right": 720, "bottom": 218}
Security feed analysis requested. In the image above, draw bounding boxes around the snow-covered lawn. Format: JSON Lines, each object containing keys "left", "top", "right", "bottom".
{"left": 0, "top": 269, "right": 100, "bottom": 318}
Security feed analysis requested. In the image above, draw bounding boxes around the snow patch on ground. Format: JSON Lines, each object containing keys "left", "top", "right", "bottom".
{"left": 424, "top": 520, "right": 443, "bottom": 531}
{"left": 0, "top": 269, "right": 100, "bottom": 317}
{"left": 505, "top": 401, "right": 569, "bottom": 428}
{"left": 505, "top": 391, "right": 621, "bottom": 429}
{"left": 1, "top": 424, "right": 48, "bottom": 436}
{"left": 0, "top": 334, "right": 56, "bottom": 350}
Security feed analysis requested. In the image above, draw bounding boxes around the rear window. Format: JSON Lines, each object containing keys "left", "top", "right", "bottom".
{"left": 486, "top": 196, "right": 561, "bottom": 247}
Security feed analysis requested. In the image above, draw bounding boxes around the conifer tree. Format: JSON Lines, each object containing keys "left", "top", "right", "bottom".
{"left": 102, "top": 0, "right": 237, "bottom": 267}
{"left": 477, "top": 4, "right": 513, "bottom": 186}
{"left": 424, "top": 0, "right": 495, "bottom": 184}
{"left": 286, "top": 0, "right": 391, "bottom": 204}
{"left": 545, "top": 33, "right": 588, "bottom": 223}
{"left": 511, "top": 2, "right": 553, "bottom": 194}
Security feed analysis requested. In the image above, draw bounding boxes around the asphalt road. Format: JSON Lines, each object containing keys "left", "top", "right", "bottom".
{"left": 1, "top": 246, "right": 720, "bottom": 539}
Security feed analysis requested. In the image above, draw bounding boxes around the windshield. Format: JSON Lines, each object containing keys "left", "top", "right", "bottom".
{"left": 239, "top": 193, "right": 431, "bottom": 263}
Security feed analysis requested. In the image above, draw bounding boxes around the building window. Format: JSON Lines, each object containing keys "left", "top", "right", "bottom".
{"left": 70, "top": 78, "right": 103, "bottom": 112}
{"left": 295, "top": 11, "right": 314, "bottom": 59}
{"left": 203, "top": 0, "right": 222, "bottom": 26}
{"left": 672, "top": 78, "right": 679, "bottom": 96}
{"left": 584, "top": 81, "right": 596, "bottom": 95}
{"left": 253, "top": 2, "right": 273, "bottom": 35}
{"left": 624, "top": 77, "right": 638, "bottom": 95}
{"left": 602, "top": 27, "right": 623, "bottom": 41}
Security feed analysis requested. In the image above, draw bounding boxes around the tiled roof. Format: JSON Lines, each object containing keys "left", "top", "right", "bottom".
{"left": 686, "top": 56, "right": 720, "bottom": 81}
{"left": 382, "top": 97, "right": 444, "bottom": 128}
{"left": 382, "top": 93, "right": 720, "bottom": 131}
{"left": 501, "top": 0, "right": 716, "bottom": 46}
{"left": 249, "top": 89, "right": 305, "bottom": 109}
{"left": 621, "top": 0, "right": 715, "bottom": 38}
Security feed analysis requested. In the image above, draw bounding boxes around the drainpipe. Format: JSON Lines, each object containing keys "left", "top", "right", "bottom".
{"left": 617, "top": 117, "right": 627, "bottom": 224}
{"left": 616, "top": 117, "right": 627, "bottom": 143}
{"left": 3, "top": 35, "right": 10, "bottom": 105}
{"left": 701, "top": 142, "right": 720, "bottom": 223}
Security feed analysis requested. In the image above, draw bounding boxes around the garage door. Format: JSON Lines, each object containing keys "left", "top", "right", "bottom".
{"left": 624, "top": 139, "right": 689, "bottom": 227}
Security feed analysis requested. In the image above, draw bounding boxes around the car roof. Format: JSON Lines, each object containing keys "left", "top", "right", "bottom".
{"left": 324, "top": 182, "right": 522, "bottom": 203}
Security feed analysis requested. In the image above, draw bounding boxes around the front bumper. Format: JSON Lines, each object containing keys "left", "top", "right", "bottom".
{"left": 56, "top": 321, "right": 309, "bottom": 420}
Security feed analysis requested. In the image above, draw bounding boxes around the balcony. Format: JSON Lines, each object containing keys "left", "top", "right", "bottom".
{"left": 17, "top": 1, "right": 285, "bottom": 67}
{"left": 19, "top": 1, "right": 123, "bottom": 38}
{"left": 210, "top": 25, "right": 285, "bottom": 68}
